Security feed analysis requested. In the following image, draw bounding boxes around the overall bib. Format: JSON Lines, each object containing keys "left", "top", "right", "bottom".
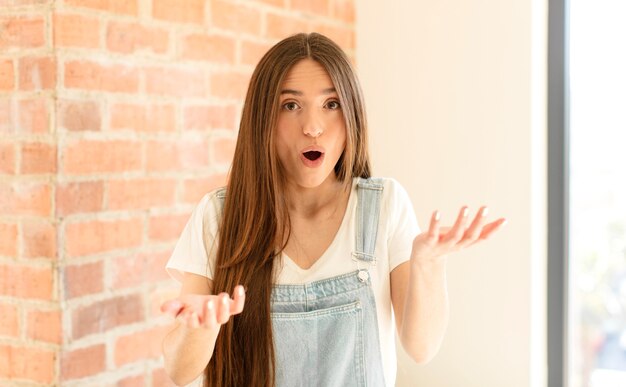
{"left": 216, "top": 177, "right": 386, "bottom": 387}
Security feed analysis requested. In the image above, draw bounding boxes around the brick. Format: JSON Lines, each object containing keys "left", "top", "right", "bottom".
{"left": 60, "top": 344, "right": 106, "bottom": 380}
{"left": 0, "top": 17, "right": 45, "bottom": 50}
{"left": 110, "top": 103, "right": 175, "bottom": 132}
{"left": 113, "top": 250, "right": 171, "bottom": 289}
{"left": 0, "top": 182, "right": 52, "bottom": 216}
{"left": 240, "top": 40, "right": 272, "bottom": 66}
{"left": 117, "top": 374, "right": 145, "bottom": 387}
{"left": 180, "top": 33, "right": 235, "bottom": 63}
{"left": 65, "top": 218, "right": 143, "bottom": 257}
{"left": 107, "top": 21, "right": 168, "bottom": 54}
{"left": 54, "top": 13, "right": 100, "bottom": 48}
{"left": 0, "top": 60, "right": 14, "bottom": 90}
{"left": 63, "top": 261, "right": 103, "bottom": 299}
{"left": 56, "top": 180, "right": 104, "bottom": 216}
{"left": 152, "top": 0, "right": 205, "bottom": 24}
{"left": 211, "top": 137, "right": 236, "bottom": 165}
{"left": 0, "top": 99, "right": 11, "bottom": 132}
{"left": 0, "top": 142, "right": 15, "bottom": 174}
{"left": 0, "top": 344, "right": 55, "bottom": 383}
{"left": 2, "top": 0, "right": 50, "bottom": 4}
{"left": 290, "top": 0, "right": 329, "bottom": 16}
{"left": 184, "top": 104, "right": 237, "bottom": 131}
{"left": 331, "top": 0, "right": 355, "bottom": 24}
{"left": 209, "top": 71, "right": 250, "bottom": 100}
{"left": 210, "top": 0, "right": 261, "bottom": 36}
{"left": 144, "top": 66, "right": 206, "bottom": 97}
{"left": 145, "top": 139, "right": 209, "bottom": 172}
{"left": 65, "top": 60, "right": 139, "bottom": 93}
{"left": 148, "top": 213, "right": 189, "bottom": 241}
{"left": 107, "top": 178, "right": 176, "bottom": 210}
{"left": 114, "top": 325, "right": 170, "bottom": 366}
{"left": 182, "top": 174, "right": 227, "bottom": 203}
{"left": 19, "top": 56, "right": 56, "bottom": 91}
{"left": 26, "top": 309, "right": 61, "bottom": 344}
{"left": 265, "top": 13, "right": 309, "bottom": 40}
{"left": 71, "top": 294, "right": 144, "bottom": 339}
{"left": 0, "top": 263, "right": 54, "bottom": 300}
{"left": 22, "top": 220, "right": 56, "bottom": 259}
{"left": 19, "top": 98, "right": 49, "bottom": 133}
{"left": 0, "top": 303, "right": 19, "bottom": 337}
{"left": 254, "top": 0, "right": 284, "bottom": 7}
{"left": 64, "top": 0, "right": 138, "bottom": 15}
{"left": 0, "top": 222, "right": 18, "bottom": 257}
{"left": 58, "top": 100, "right": 101, "bottom": 131}
{"left": 20, "top": 142, "right": 57, "bottom": 174}
{"left": 62, "top": 140, "right": 142, "bottom": 174}
{"left": 312, "top": 23, "right": 354, "bottom": 49}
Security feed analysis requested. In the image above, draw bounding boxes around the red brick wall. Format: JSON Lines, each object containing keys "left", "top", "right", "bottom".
{"left": 1, "top": 0, "right": 354, "bottom": 385}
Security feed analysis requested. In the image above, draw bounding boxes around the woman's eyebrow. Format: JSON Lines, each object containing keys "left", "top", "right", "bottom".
{"left": 280, "top": 87, "right": 336, "bottom": 96}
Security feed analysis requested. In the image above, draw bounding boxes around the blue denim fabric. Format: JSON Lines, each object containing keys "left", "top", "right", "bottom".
{"left": 216, "top": 178, "right": 386, "bottom": 386}
{"left": 270, "top": 177, "right": 386, "bottom": 387}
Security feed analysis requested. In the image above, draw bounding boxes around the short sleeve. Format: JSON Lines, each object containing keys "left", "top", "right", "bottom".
{"left": 165, "top": 191, "right": 222, "bottom": 284}
{"left": 384, "top": 178, "right": 420, "bottom": 271}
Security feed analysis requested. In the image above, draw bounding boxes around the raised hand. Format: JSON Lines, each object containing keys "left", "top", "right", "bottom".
{"left": 160, "top": 285, "right": 246, "bottom": 330}
{"left": 411, "top": 206, "right": 507, "bottom": 265}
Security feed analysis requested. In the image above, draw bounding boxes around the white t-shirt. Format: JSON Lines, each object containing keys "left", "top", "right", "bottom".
{"left": 166, "top": 177, "right": 420, "bottom": 386}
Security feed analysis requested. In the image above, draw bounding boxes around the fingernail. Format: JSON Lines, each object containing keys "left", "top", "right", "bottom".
{"left": 237, "top": 286, "right": 244, "bottom": 296}
{"left": 501, "top": 219, "right": 508, "bottom": 226}
{"left": 462, "top": 207, "right": 468, "bottom": 217}
{"left": 482, "top": 207, "right": 489, "bottom": 217}
{"left": 435, "top": 211, "right": 440, "bottom": 221}
{"left": 207, "top": 300, "right": 214, "bottom": 310}
{"left": 222, "top": 296, "right": 228, "bottom": 305}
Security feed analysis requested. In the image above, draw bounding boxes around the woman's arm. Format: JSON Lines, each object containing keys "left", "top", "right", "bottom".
{"left": 162, "top": 273, "right": 245, "bottom": 386}
{"left": 391, "top": 259, "right": 449, "bottom": 364}
{"left": 390, "top": 206, "right": 506, "bottom": 364}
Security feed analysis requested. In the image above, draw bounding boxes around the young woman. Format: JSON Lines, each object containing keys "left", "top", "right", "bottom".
{"left": 161, "top": 32, "right": 506, "bottom": 387}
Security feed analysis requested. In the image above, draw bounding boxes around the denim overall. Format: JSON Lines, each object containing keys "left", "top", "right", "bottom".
{"left": 216, "top": 177, "right": 386, "bottom": 386}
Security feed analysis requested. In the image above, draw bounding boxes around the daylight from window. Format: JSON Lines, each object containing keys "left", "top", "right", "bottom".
{"left": 568, "top": 1, "right": 626, "bottom": 386}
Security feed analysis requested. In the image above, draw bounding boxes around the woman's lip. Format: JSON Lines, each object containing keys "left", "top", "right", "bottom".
{"left": 299, "top": 152, "right": 325, "bottom": 168}
{"left": 300, "top": 145, "right": 326, "bottom": 154}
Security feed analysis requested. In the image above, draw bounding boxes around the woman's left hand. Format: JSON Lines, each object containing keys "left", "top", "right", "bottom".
{"left": 411, "top": 206, "right": 507, "bottom": 265}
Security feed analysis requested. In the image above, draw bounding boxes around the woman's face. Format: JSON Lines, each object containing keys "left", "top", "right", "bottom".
{"left": 274, "top": 58, "right": 347, "bottom": 189}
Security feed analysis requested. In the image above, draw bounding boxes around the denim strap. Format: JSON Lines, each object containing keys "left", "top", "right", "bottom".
{"left": 353, "top": 177, "right": 384, "bottom": 265}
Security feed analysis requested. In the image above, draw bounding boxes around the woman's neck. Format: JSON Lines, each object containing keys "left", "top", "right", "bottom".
{"left": 284, "top": 175, "right": 350, "bottom": 219}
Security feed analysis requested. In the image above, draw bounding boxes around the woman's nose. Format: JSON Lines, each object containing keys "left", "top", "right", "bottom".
{"left": 301, "top": 110, "right": 323, "bottom": 137}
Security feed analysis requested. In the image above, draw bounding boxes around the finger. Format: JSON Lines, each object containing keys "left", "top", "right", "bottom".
{"left": 188, "top": 311, "right": 200, "bottom": 329}
{"left": 176, "top": 309, "right": 191, "bottom": 326}
{"left": 427, "top": 210, "right": 441, "bottom": 244}
{"left": 216, "top": 293, "right": 231, "bottom": 325}
{"left": 231, "top": 285, "right": 246, "bottom": 315}
{"left": 480, "top": 218, "right": 507, "bottom": 239}
{"left": 203, "top": 299, "right": 218, "bottom": 330}
{"left": 469, "top": 218, "right": 508, "bottom": 246}
{"left": 459, "top": 206, "right": 489, "bottom": 246}
{"left": 160, "top": 299, "right": 183, "bottom": 316}
{"left": 442, "top": 206, "right": 469, "bottom": 245}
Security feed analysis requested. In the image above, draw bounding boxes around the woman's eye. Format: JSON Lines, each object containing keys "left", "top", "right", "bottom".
{"left": 326, "top": 101, "right": 341, "bottom": 110}
{"left": 283, "top": 102, "right": 299, "bottom": 111}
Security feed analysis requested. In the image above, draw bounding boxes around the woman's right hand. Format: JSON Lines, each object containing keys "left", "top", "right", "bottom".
{"left": 160, "top": 285, "right": 246, "bottom": 330}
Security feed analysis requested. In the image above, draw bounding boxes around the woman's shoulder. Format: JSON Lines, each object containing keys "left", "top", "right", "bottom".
{"left": 192, "top": 185, "right": 228, "bottom": 229}
{"left": 356, "top": 176, "right": 408, "bottom": 197}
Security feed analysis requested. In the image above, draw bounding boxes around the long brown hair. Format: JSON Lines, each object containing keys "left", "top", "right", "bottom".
{"left": 205, "top": 32, "right": 371, "bottom": 387}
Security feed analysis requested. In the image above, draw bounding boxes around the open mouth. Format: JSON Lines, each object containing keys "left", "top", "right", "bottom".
{"left": 303, "top": 151, "right": 322, "bottom": 161}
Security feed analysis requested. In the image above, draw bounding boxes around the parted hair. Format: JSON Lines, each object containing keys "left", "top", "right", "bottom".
{"left": 204, "top": 32, "right": 371, "bottom": 387}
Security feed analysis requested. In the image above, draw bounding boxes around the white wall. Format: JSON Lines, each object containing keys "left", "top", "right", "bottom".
{"left": 355, "top": 1, "right": 547, "bottom": 386}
